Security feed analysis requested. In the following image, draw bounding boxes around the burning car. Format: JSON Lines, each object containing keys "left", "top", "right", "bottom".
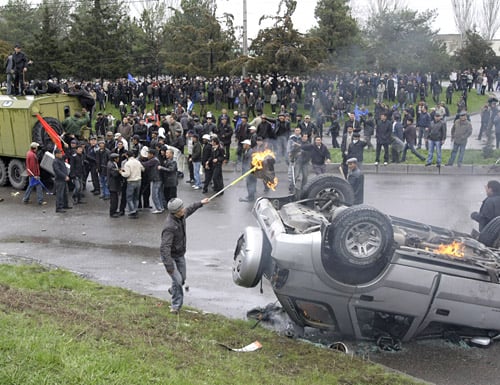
{"left": 232, "top": 174, "right": 500, "bottom": 342}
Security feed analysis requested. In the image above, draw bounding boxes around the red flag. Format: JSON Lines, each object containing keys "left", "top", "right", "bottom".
{"left": 35, "top": 114, "right": 64, "bottom": 154}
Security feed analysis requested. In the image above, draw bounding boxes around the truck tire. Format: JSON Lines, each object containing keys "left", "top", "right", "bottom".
{"left": 0, "top": 159, "right": 7, "bottom": 186}
{"left": 478, "top": 217, "right": 500, "bottom": 248}
{"left": 8, "top": 159, "right": 28, "bottom": 190}
{"left": 300, "top": 174, "right": 354, "bottom": 209}
{"left": 32, "top": 117, "right": 62, "bottom": 152}
{"left": 324, "top": 205, "right": 394, "bottom": 285}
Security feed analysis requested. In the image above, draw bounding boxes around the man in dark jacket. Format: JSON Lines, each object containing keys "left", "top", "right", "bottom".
{"left": 191, "top": 135, "right": 203, "bottom": 189}
{"left": 12, "top": 43, "right": 29, "bottom": 95}
{"left": 95, "top": 140, "right": 111, "bottom": 199}
{"left": 141, "top": 149, "right": 163, "bottom": 213}
{"left": 69, "top": 144, "right": 86, "bottom": 204}
{"left": 425, "top": 112, "right": 447, "bottom": 167}
{"left": 107, "top": 153, "right": 122, "bottom": 218}
{"left": 471, "top": 180, "right": 500, "bottom": 231}
{"left": 160, "top": 197, "right": 210, "bottom": 314}
{"left": 302, "top": 136, "right": 331, "bottom": 175}
{"left": 375, "top": 112, "right": 392, "bottom": 165}
{"left": 347, "top": 157, "right": 364, "bottom": 205}
{"left": 159, "top": 148, "right": 178, "bottom": 205}
{"left": 53, "top": 149, "right": 70, "bottom": 213}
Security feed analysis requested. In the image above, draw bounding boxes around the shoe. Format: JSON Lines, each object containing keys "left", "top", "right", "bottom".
{"left": 90, "top": 189, "right": 97, "bottom": 193}
{"left": 169, "top": 307, "right": 179, "bottom": 315}
{"left": 436, "top": 164, "right": 441, "bottom": 168}
{"left": 62, "top": 206, "right": 73, "bottom": 209}
{"left": 110, "top": 213, "right": 120, "bottom": 218}
{"left": 23, "top": 200, "right": 30, "bottom": 204}
{"left": 374, "top": 162, "right": 379, "bottom": 165}
{"left": 119, "top": 211, "right": 125, "bottom": 216}
{"left": 239, "top": 197, "right": 249, "bottom": 202}
{"left": 56, "top": 209, "right": 66, "bottom": 213}
{"left": 425, "top": 163, "right": 431, "bottom": 167}
{"left": 77, "top": 200, "right": 87, "bottom": 204}
{"left": 38, "top": 201, "right": 48, "bottom": 206}
{"left": 185, "top": 179, "right": 195, "bottom": 184}
{"left": 193, "top": 186, "right": 201, "bottom": 190}
{"left": 202, "top": 189, "right": 208, "bottom": 193}
{"left": 151, "top": 209, "right": 162, "bottom": 214}
{"left": 102, "top": 196, "right": 110, "bottom": 201}
{"left": 383, "top": 162, "right": 388, "bottom": 166}
{"left": 92, "top": 191, "right": 100, "bottom": 195}
{"left": 143, "top": 205, "right": 152, "bottom": 209}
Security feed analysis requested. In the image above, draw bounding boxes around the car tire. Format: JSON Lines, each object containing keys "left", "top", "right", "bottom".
{"left": 478, "top": 217, "right": 500, "bottom": 248}
{"left": 324, "top": 205, "right": 394, "bottom": 285}
{"left": 31, "top": 117, "right": 63, "bottom": 152}
{"left": 300, "top": 174, "right": 354, "bottom": 210}
{"left": 232, "top": 226, "right": 271, "bottom": 288}
{"left": 7, "top": 158, "right": 27, "bottom": 190}
{"left": 0, "top": 158, "right": 7, "bottom": 186}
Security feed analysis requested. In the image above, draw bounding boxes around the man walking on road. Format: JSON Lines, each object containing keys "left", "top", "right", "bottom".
{"left": 160, "top": 197, "right": 210, "bottom": 314}
{"left": 22, "top": 142, "right": 46, "bottom": 206}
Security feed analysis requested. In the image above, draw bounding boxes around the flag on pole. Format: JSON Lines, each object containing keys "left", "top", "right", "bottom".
{"left": 127, "top": 73, "right": 137, "bottom": 84}
{"left": 35, "top": 114, "right": 64, "bottom": 154}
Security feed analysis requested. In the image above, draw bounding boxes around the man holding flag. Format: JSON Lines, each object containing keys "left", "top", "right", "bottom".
{"left": 22, "top": 142, "right": 47, "bottom": 206}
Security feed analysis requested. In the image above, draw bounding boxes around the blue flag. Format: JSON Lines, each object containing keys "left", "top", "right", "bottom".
{"left": 127, "top": 73, "right": 137, "bottom": 84}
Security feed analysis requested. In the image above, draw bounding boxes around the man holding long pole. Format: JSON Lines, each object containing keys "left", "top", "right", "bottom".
{"left": 22, "top": 142, "right": 46, "bottom": 206}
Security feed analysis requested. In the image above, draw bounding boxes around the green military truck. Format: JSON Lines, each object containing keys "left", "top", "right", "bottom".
{"left": 0, "top": 94, "right": 82, "bottom": 189}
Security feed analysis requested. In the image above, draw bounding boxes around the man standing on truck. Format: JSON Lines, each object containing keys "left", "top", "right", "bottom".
{"left": 22, "top": 142, "right": 46, "bottom": 206}
{"left": 12, "top": 43, "right": 29, "bottom": 96}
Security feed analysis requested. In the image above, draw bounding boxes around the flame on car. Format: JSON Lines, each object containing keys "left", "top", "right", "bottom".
{"left": 252, "top": 149, "right": 278, "bottom": 190}
{"left": 429, "top": 241, "right": 465, "bottom": 258}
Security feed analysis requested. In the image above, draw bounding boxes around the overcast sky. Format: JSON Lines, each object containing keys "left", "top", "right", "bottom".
{"left": 216, "top": 0, "right": 496, "bottom": 39}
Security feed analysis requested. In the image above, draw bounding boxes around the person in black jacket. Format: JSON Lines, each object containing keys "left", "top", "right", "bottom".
{"left": 302, "top": 136, "right": 331, "bottom": 175}
{"left": 374, "top": 112, "right": 392, "bottom": 165}
{"left": 95, "top": 140, "right": 111, "bottom": 199}
{"left": 12, "top": 43, "right": 30, "bottom": 95}
{"left": 141, "top": 149, "right": 163, "bottom": 214}
{"left": 347, "top": 158, "right": 364, "bottom": 205}
{"left": 52, "top": 149, "right": 70, "bottom": 213}
{"left": 159, "top": 148, "right": 178, "bottom": 205}
{"left": 107, "top": 153, "right": 122, "bottom": 217}
{"left": 69, "top": 144, "right": 86, "bottom": 204}
{"left": 471, "top": 180, "right": 500, "bottom": 231}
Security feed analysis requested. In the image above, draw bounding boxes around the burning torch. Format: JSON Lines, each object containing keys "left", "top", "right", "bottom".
{"left": 208, "top": 149, "right": 278, "bottom": 201}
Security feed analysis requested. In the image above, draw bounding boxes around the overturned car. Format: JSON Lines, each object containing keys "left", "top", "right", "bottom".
{"left": 232, "top": 174, "right": 500, "bottom": 342}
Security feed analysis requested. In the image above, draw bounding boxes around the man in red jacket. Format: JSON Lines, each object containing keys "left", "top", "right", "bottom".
{"left": 22, "top": 142, "right": 46, "bottom": 205}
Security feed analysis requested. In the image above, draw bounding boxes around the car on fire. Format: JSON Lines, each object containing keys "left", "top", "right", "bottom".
{"left": 232, "top": 174, "right": 500, "bottom": 342}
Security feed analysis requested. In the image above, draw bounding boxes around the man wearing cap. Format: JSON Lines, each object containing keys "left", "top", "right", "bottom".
{"left": 69, "top": 143, "right": 86, "bottom": 204}
{"left": 347, "top": 158, "right": 364, "bottom": 205}
{"left": 446, "top": 111, "right": 472, "bottom": 167}
{"left": 22, "top": 142, "right": 46, "bottom": 205}
{"left": 96, "top": 140, "right": 111, "bottom": 199}
{"left": 160, "top": 197, "right": 210, "bottom": 314}
{"left": 12, "top": 43, "right": 29, "bottom": 95}
{"left": 216, "top": 115, "right": 233, "bottom": 162}
{"left": 120, "top": 150, "right": 144, "bottom": 218}
{"left": 53, "top": 149, "right": 70, "bottom": 213}
{"left": 425, "top": 111, "right": 447, "bottom": 167}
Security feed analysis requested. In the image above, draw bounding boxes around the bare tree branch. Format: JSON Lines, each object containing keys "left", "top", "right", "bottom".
{"left": 451, "top": 0, "right": 475, "bottom": 39}
{"left": 478, "top": 0, "right": 500, "bottom": 40}
{"left": 368, "top": 0, "right": 407, "bottom": 15}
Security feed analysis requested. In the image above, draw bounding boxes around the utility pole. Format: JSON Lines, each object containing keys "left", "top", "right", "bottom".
{"left": 242, "top": 0, "right": 248, "bottom": 77}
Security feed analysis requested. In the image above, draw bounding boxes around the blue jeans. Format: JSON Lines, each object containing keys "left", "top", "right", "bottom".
{"left": 99, "top": 174, "right": 110, "bottom": 197}
{"left": 150, "top": 180, "right": 163, "bottom": 211}
{"left": 447, "top": 142, "right": 466, "bottom": 166}
{"left": 126, "top": 180, "right": 141, "bottom": 214}
{"left": 23, "top": 176, "right": 44, "bottom": 204}
{"left": 164, "top": 256, "right": 186, "bottom": 311}
{"left": 426, "top": 140, "right": 442, "bottom": 165}
{"left": 193, "top": 161, "right": 202, "bottom": 187}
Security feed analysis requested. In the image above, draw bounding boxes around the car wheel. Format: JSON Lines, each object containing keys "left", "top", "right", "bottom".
{"left": 32, "top": 117, "right": 62, "bottom": 152}
{"left": 324, "top": 205, "right": 394, "bottom": 284}
{"left": 300, "top": 174, "right": 354, "bottom": 210}
{"left": 0, "top": 159, "right": 7, "bottom": 186}
{"left": 478, "top": 217, "right": 500, "bottom": 248}
{"left": 8, "top": 159, "right": 27, "bottom": 190}
{"left": 232, "top": 226, "right": 270, "bottom": 288}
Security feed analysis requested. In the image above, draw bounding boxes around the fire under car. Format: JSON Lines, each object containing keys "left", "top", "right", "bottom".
{"left": 232, "top": 174, "right": 500, "bottom": 342}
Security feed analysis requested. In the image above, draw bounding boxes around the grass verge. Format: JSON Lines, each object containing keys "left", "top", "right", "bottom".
{"left": 0, "top": 264, "right": 422, "bottom": 385}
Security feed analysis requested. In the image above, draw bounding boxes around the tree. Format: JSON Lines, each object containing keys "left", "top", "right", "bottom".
{"left": 451, "top": 0, "right": 475, "bottom": 45}
{"left": 162, "top": 0, "right": 238, "bottom": 76}
{"left": 478, "top": 0, "right": 500, "bottom": 41}
{"left": 310, "top": 0, "right": 363, "bottom": 68}
{"left": 249, "top": 0, "right": 324, "bottom": 74}
{"left": 363, "top": 8, "right": 450, "bottom": 74}
{"left": 368, "top": 0, "right": 407, "bottom": 15}
{"left": 453, "top": 30, "right": 497, "bottom": 69}
{"left": 0, "top": 0, "right": 38, "bottom": 47}
{"left": 67, "top": 0, "right": 133, "bottom": 80}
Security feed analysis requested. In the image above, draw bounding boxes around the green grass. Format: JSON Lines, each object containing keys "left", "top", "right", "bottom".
{"left": 0, "top": 264, "right": 421, "bottom": 385}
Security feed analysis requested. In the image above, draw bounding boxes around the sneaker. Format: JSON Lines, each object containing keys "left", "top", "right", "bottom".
{"left": 169, "top": 307, "right": 179, "bottom": 315}
{"left": 192, "top": 186, "right": 201, "bottom": 190}
{"left": 55, "top": 209, "right": 66, "bottom": 213}
{"left": 151, "top": 210, "right": 162, "bottom": 214}
{"left": 110, "top": 213, "right": 120, "bottom": 218}
{"left": 374, "top": 162, "right": 379, "bottom": 165}
{"left": 39, "top": 201, "right": 48, "bottom": 206}
{"left": 383, "top": 162, "right": 388, "bottom": 166}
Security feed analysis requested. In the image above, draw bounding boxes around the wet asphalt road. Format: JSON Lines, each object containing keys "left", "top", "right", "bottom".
{"left": 1, "top": 166, "right": 499, "bottom": 385}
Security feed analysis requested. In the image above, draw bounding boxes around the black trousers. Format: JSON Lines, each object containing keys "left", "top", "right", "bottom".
{"left": 110, "top": 191, "right": 119, "bottom": 215}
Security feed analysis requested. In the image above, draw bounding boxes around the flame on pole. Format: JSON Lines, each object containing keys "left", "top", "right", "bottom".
{"left": 208, "top": 149, "right": 278, "bottom": 201}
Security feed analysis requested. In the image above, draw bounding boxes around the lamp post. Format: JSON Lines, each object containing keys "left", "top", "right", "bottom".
{"left": 242, "top": 0, "right": 248, "bottom": 77}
